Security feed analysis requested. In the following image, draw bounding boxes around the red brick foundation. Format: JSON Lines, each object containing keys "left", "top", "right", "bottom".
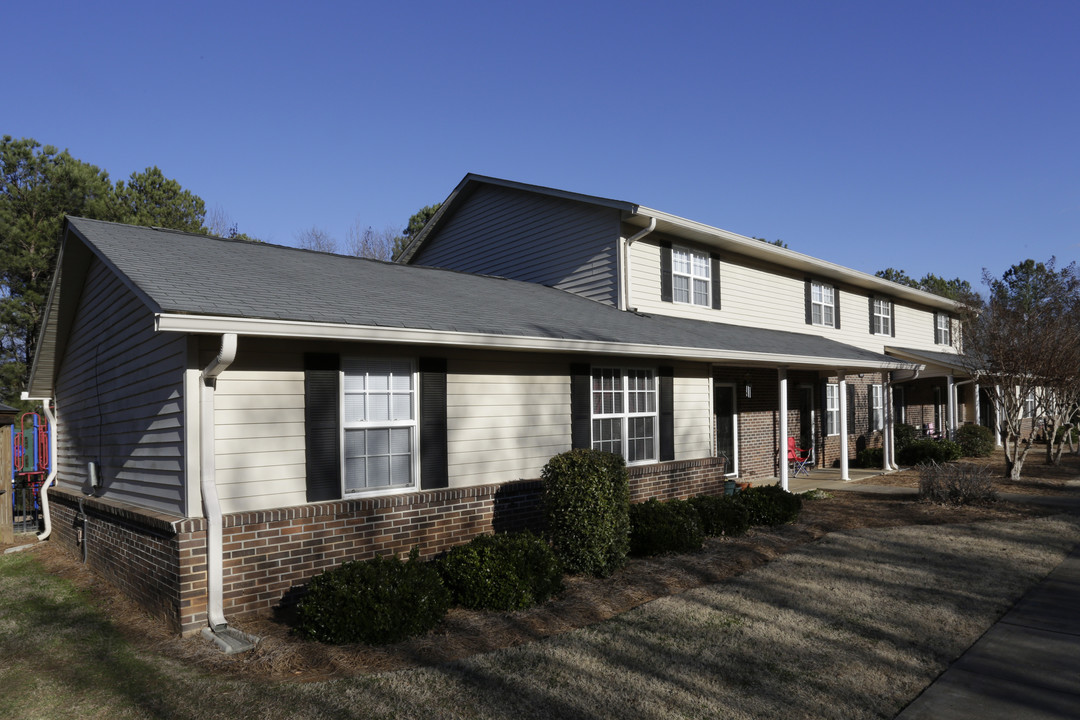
{"left": 46, "top": 455, "right": 729, "bottom": 635}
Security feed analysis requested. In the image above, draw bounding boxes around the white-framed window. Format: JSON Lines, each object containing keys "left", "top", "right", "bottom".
{"left": 1024, "top": 391, "right": 1036, "bottom": 418}
{"left": 812, "top": 282, "right": 836, "bottom": 327}
{"left": 872, "top": 299, "right": 892, "bottom": 335}
{"left": 672, "top": 247, "right": 711, "bottom": 307}
{"left": 825, "top": 383, "right": 839, "bottom": 435}
{"left": 935, "top": 313, "right": 951, "bottom": 345}
{"left": 592, "top": 367, "right": 657, "bottom": 463}
{"left": 342, "top": 357, "right": 417, "bottom": 494}
{"left": 870, "top": 384, "right": 884, "bottom": 431}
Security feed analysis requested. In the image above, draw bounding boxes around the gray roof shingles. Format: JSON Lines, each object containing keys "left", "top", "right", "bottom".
{"left": 67, "top": 217, "right": 910, "bottom": 367}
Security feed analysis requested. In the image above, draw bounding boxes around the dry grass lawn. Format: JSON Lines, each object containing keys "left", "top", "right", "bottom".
{"left": 2, "top": 449, "right": 1079, "bottom": 718}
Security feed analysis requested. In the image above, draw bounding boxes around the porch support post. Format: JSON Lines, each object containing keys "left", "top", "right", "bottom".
{"left": 838, "top": 369, "right": 850, "bottom": 482}
{"left": 778, "top": 366, "right": 789, "bottom": 491}
{"left": 947, "top": 373, "right": 957, "bottom": 439}
{"left": 974, "top": 382, "right": 981, "bottom": 430}
{"left": 883, "top": 374, "right": 895, "bottom": 471}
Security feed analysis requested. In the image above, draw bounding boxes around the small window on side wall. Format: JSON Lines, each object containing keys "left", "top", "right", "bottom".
{"left": 935, "top": 313, "right": 952, "bottom": 345}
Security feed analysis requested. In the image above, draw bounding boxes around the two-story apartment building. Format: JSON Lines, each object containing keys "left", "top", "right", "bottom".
{"left": 27, "top": 174, "right": 975, "bottom": 638}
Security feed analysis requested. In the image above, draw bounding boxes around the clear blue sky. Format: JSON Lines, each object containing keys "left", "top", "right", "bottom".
{"left": 7, "top": 0, "right": 1078, "bottom": 288}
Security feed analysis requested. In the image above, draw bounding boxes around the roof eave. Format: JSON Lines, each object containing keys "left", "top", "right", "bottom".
{"left": 156, "top": 313, "right": 918, "bottom": 372}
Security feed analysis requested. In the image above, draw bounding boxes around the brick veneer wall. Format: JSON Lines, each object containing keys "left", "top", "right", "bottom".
{"left": 46, "top": 456, "right": 729, "bottom": 635}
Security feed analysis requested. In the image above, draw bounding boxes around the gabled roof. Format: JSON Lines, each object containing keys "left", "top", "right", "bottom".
{"left": 400, "top": 173, "right": 961, "bottom": 312}
{"left": 28, "top": 217, "right": 918, "bottom": 396}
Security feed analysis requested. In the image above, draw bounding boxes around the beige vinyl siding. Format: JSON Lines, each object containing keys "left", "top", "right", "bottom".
{"left": 412, "top": 184, "right": 622, "bottom": 305}
{"left": 446, "top": 357, "right": 570, "bottom": 487}
{"left": 674, "top": 365, "right": 713, "bottom": 459}
{"left": 213, "top": 358, "right": 308, "bottom": 514}
{"left": 631, "top": 238, "right": 958, "bottom": 355}
{"left": 54, "top": 259, "right": 187, "bottom": 515}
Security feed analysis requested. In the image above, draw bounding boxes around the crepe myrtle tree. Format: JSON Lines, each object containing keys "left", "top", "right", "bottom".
{"left": 959, "top": 258, "right": 1080, "bottom": 479}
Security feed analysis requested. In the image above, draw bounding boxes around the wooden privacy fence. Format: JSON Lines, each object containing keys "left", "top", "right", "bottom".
{"left": 1, "top": 424, "right": 12, "bottom": 545}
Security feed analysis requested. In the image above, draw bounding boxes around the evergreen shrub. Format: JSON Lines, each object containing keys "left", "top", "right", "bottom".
{"left": 735, "top": 483, "right": 802, "bottom": 526}
{"left": 541, "top": 449, "right": 630, "bottom": 576}
{"left": 855, "top": 447, "right": 884, "bottom": 468}
{"left": 955, "top": 424, "right": 995, "bottom": 458}
{"left": 435, "top": 531, "right": 563, "bottom": 611}
{"left": 894, "top": 423, "right": 919, "bottom": 454}
{"left": 689, "top": 494, "right": 750, "bottom": 537}
{"left": 898, "top": 438, "right": 962, "bottom": 466}
{"left": 629, "top": 498, "right": 705, "bottom": 556}
{"left": 295, "top": 549, "right": 450, "bottom": 645}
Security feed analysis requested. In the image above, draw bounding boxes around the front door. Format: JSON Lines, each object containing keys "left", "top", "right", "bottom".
{"left": 714, "top": 382, "right": 737, "bottom": 475}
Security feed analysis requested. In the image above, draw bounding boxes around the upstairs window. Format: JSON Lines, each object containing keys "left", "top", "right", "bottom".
{"left": 672, "top": 247, "right": 711, "bottom": 306}
{"left": 592, "top": 367, "right": 657, "bottom": 463}
{"left": 811, "top": 281, "right": 836, "bottom": 328}
{"left": 935, "top": 313, "right": 952, "bottom": 345}
{"left": 872, "top": 298, "right": 893, "bottom": 336}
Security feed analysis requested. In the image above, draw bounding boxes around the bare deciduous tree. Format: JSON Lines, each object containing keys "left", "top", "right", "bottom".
{"left": 960, "top": 258, "right": 1080, "bottom": 479}
{"left": 296, "top": 226, "right": 337, "bottom": 253}
{"left": 344, "top": 220, "right": 399, "bottom": 261}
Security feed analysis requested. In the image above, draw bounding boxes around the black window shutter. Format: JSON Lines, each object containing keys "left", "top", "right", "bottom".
{"left": 890, "top": 301, "right": 896, "bottom": 337}
{"left": 660, "top": 241, "right": 673, "bottom": 303}
{"left": 847, "top": 383, "right": 856, "bottom": 432}
{"left": 658, "top": 366, "right": 675, "bottom": 461}
{"left": 570, "top": 364, "right": 591, "bottom": 449}
{"left": 934, "top": 312, "right": 942, "bottom": 344}
{"left": 869, "top": 296, "right": 876, "bottom": 334}
{"left": 833, "top": 286, "right": 841, "bottom": 329}
{"left": 710, "top": 254, "right": 721, "bottom": 310}
{"left": 804, "top": 279, "right": 813, "bottom": 325}
{"left": 419, "top": 357, "right": 448, "bottom": 490}
{"left": 304, "top": 353, "right": 342, "bottom": 503}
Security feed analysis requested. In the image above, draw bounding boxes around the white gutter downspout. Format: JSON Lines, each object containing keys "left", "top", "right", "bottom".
{"left": 622, "top": 217, "right": 657, "bottom": 311}
{"left": 199, "top": 334, "right": 257, "bottom": 654}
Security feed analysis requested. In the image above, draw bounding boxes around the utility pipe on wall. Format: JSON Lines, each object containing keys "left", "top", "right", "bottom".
{"left": 20, "top": 395, "right": 58, "bottom": 541}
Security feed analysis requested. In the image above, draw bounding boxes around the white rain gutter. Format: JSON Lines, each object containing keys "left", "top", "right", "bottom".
{"left": 622, "top": 216, "right": 656, "bottom": 311}
{"left": 19, "top": 395, "right": 58, "bottom": 541}
{"left": 199, "top": 334, "right": 257, "bottom": 654}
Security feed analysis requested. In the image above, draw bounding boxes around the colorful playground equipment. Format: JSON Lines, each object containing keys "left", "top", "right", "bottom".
{"left": 11, "top": 412, "right": 50, "bottom": 533}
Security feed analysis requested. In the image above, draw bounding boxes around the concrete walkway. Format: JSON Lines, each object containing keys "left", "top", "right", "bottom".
{"left": 776, "top": 468, "right": 1080, "bottom": 718}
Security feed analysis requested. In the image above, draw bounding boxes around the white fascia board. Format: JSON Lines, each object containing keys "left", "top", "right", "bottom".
{"left": 155, "top": 313, "right": 916, "bottom": 371}
{"left": 630, "top": 207, "right": 960, "bottom": 312}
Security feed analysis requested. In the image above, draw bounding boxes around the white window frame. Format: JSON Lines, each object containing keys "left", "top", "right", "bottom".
{"left": 936, "top": 313, "right": 951, "bottom": 345}
{"left": 1024, "top": 390, "right": 1036, "bottom": 418}
{"left": 672, "top": 247, "right": 711, "bottom": 307}
{"left": 872, "top": 299, "right": 892, "bottom": 336}
{"left": 591, "top": 367, "right": 658, "bottom": 464}
{"left": 870, "top": 384, "right": 884, "bottom": 431}
{"left": 825, "top": 383, "right": 839, "bottom": 436}
{"left": 812, "top": 281, "right": 836, "bottom": 328}
{"left": 340, "top": 357, "right": 419, "bottom": 496}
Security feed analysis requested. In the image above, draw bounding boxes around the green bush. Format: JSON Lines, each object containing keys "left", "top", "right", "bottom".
{"left": 898, "top": 438, "right": 962, "bottom": 466}
{"left": 435, "top": 531, "right": 563, "bottom": 611}
{"left": 541, "top": 449, "right": 630, "bottom": 576}
{"left": 734, "top": 483, "right": 802, "bottom": 526}
{"left": 855, "top": 447, "right": 884, "bottom": 468}
{"left": 295, "top": 549, "right": 450, "bottom": 645}
{"left": 955, "top": 424, "right": 995, "bottom": 458}
{"left": 629, "top": 498, "right": 704, "bottom": 556}
{"left": 894, "top": 423, "right": 919, "bottom": 453}
{"left": 919, "top": 462, "right": 997, "bottom": 505}
{"left": 689, "top": 494, "right": 750, "bottom": 537}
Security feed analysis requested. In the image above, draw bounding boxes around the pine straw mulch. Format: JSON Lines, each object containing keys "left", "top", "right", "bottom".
{"left": 12, "top": 489, "right": 1058, "bottom": 684}
{"left": 853, "top": 446, "right": 1080, "bottom": 496}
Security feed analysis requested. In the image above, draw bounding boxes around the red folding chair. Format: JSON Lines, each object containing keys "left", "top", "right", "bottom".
{"left": 787, "top": 437, "right": 812, "bottom": 476}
